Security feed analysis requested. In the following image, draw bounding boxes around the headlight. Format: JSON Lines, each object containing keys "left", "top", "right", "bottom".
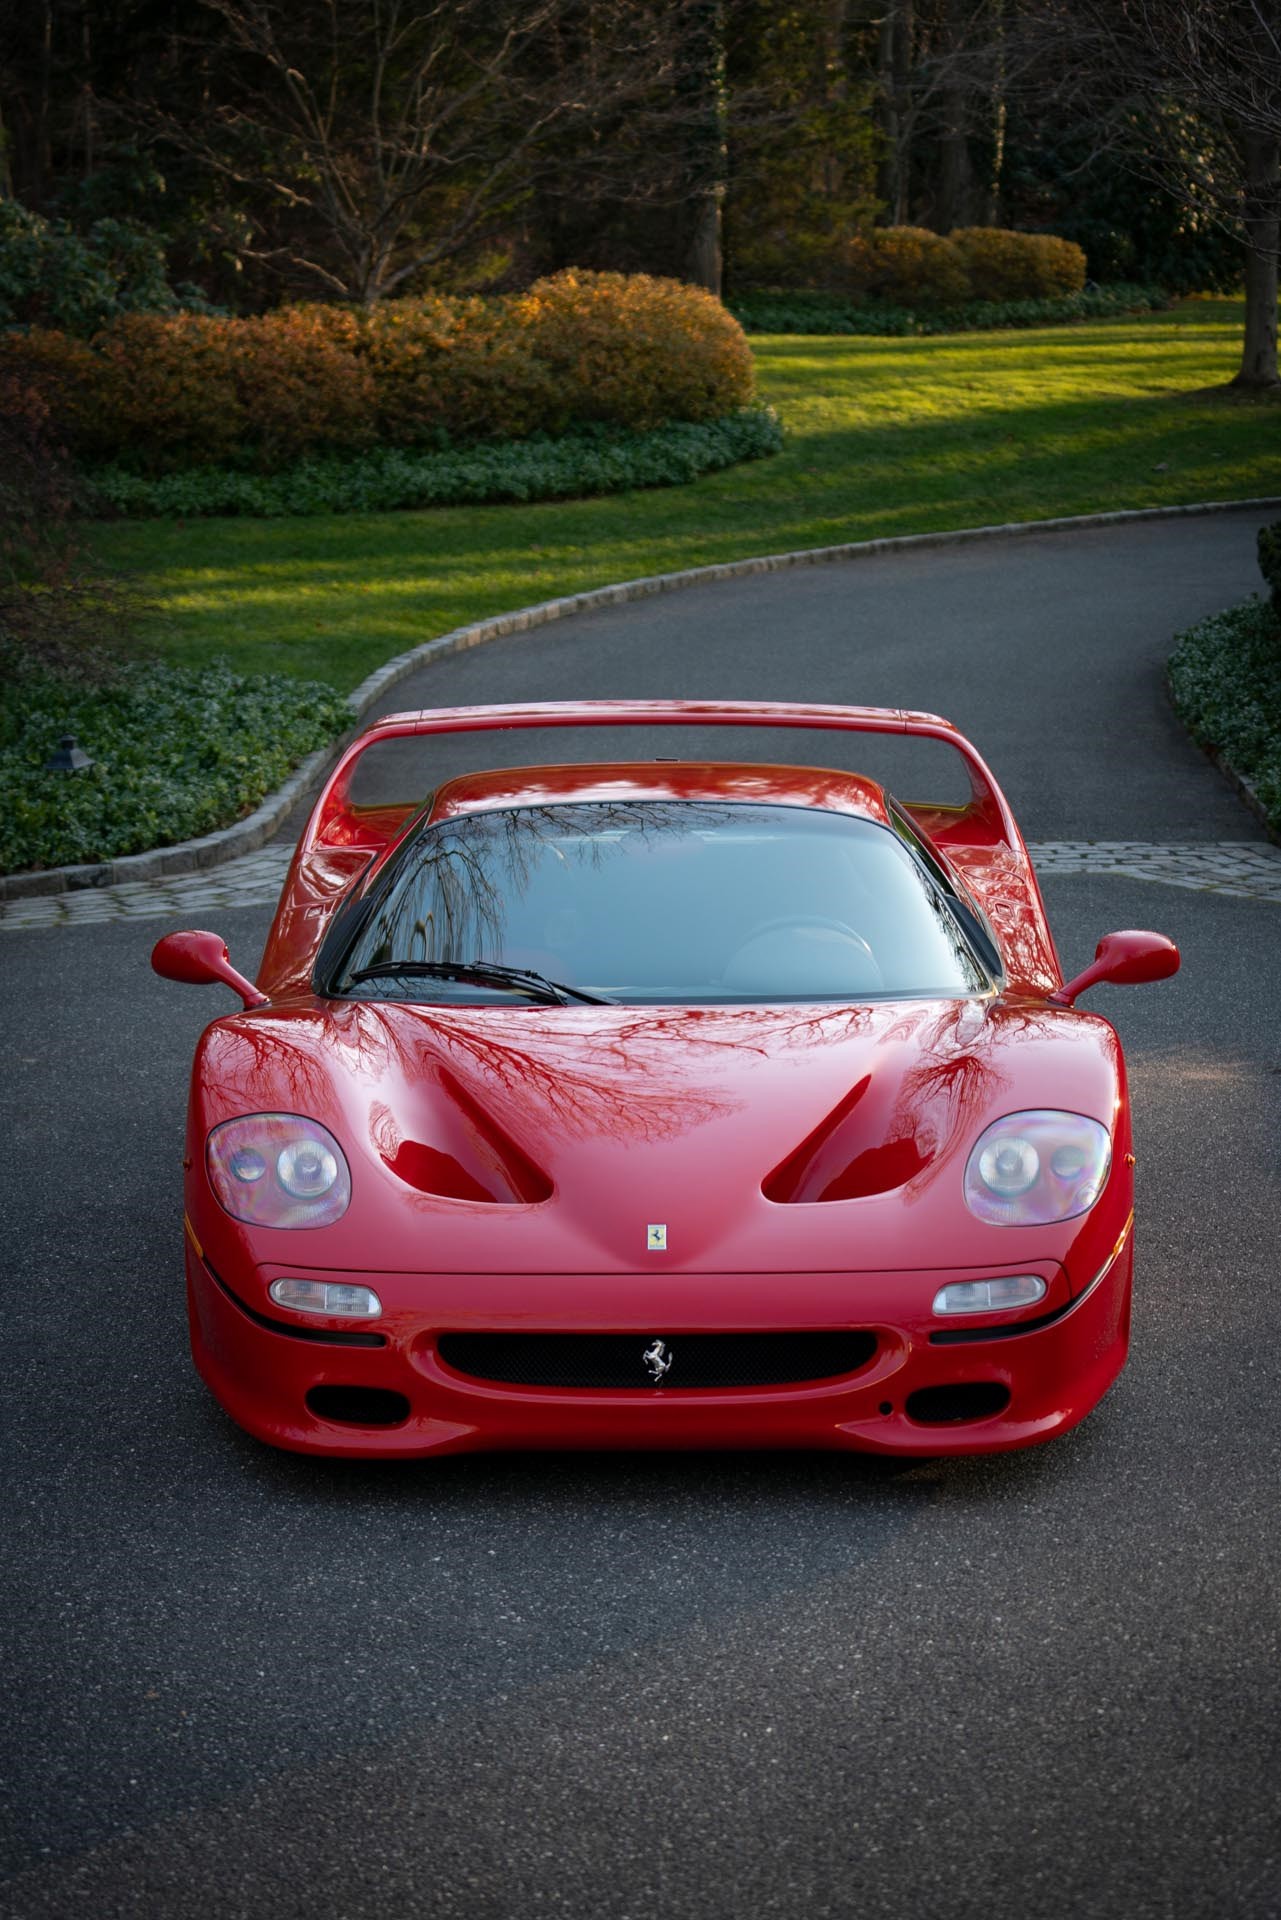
{"left": 964, "top": 1110, "right": 1111, "bottom": 1226}
{"left": 207, "top": 1114, "right": 352, "bottom": 1228}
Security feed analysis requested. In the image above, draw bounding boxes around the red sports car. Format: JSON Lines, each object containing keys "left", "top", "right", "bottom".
{"left": 153, "top": 701, "right": 1178, "bottom": 1458}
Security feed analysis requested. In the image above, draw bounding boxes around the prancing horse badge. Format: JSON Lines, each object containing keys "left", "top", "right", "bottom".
{"left": 646, "top": 1223, "right": 667, "bottom": 1252}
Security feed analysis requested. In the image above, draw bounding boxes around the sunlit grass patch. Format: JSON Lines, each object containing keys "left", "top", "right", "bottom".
{"left": 90, "top": 299, "right": 1279, "bottom": 691}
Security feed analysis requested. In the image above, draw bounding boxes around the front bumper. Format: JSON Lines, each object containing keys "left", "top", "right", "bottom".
{"left": 184, "top": 1227, "right": 1134, "bottom": 1459}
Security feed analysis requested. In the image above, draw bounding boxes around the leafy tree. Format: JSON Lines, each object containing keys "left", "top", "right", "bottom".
{"left": 120, "top": 0, "right": 745, "bottom": 305}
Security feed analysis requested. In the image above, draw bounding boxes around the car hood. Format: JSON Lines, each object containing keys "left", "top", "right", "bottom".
{"left": 192, "top": 994, "right": 1125, "bottom": 1276}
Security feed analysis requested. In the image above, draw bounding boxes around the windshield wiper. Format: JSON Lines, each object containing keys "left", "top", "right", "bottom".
{"left": 346, "top": 959, "right": 615, "bottom": 1006}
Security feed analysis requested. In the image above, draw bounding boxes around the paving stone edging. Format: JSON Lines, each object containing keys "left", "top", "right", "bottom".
{"left": 7, "top": 494, "right": 1279, "bottom": 903}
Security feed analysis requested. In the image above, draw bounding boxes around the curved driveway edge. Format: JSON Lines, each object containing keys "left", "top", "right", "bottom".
{"left": 7, "top": 493, "right": 1279, "bottom": 904}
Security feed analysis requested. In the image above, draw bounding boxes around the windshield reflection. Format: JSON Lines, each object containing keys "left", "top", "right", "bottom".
{"left": 336, "top": 801, "right": 988, "bottom": 1007}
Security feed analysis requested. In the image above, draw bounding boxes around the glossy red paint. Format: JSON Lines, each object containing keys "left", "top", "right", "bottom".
{"left": 160, "top": 700, "right": 1174, "bottom": 1458}
{"left": 152, "top": 930, "right": 267, "bottom": 1009}
{"left": 1051, "top": 929, "right": 1181, "bottom": 1006}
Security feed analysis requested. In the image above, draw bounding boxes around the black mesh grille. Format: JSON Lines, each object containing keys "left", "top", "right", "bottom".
{"left": 436, "top": 1331, "right": 877, "bottom": 1390}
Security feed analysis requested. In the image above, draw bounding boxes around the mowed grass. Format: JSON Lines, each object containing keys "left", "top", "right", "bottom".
{"left": 89, "top": 298, "right": 1280, "bottom": 691}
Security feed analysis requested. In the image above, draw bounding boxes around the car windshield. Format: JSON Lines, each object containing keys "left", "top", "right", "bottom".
{"left": 332, "top": 800, "right": 989, "bottom": 1005}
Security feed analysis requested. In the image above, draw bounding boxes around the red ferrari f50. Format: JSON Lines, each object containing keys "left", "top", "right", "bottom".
{"left": 153, "top": 701, "right": 1178, "bottom": 1458}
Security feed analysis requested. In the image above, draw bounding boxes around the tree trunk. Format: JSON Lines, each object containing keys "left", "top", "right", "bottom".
{"left": 936, "top": 96, "right": 971, "bottom": 231}
{"left": 0, "top": 100, "right": 14, "bottom": 198}
{"left": 934, "top": 0, "right": 972, "bottom": 232}
{"left": 35, "top": 0, "right": 54, "bottom": 204}
{"left": 682, "top": 0, "right": 727, "bottom": 295}
{"left": 875, "top": 7, "right": 899, "bottom": 221}
{"left": 1232, "top": 128, "right": 1280, "bottom": 391}
{"left": 875, "top": 0, "right": 913, "bottom": 225}
{"left": 986, "top": 0, "right": 1008, "bottom": 225}
{"left": 818, "top": 0, "right": 849, "bottom": 202}
{"left": 686, "top": 192, "right": 723, "bottom": 296}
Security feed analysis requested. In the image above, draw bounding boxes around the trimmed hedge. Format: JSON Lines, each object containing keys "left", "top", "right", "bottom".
{"left": 727, "top": 224, "right": 1086, "bottom": 305}
{"left": 865, "top": 227, "right": 971, "bottom": 305}
{"left": 0, "top": 662, "right": 350, "bottom": 872}
{"left": 1168, "top": 587, "right": 1281, "bottom": 836}
{"left": 1, "top": 271, "right": 755, "bottom": 475}
{"left": 949, "top": 227, "right": 1086, "bottom": 299}
{"left": 87, "top": 407, "right": 783, "bottom": 519}
{"left": 728, "top": 282, "right": 1170, "bottom": 337}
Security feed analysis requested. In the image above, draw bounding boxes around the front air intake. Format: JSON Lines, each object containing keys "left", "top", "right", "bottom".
{"left": 306, "top": 1386, "right": 411, "bottom": 1427}
{"left": 904, "top": 1382, "right": 1010, "bottom": 1425}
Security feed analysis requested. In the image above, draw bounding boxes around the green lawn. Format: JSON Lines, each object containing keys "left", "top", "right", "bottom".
{"left": 89, "top": 298, "right": 1280, "bottom": 693}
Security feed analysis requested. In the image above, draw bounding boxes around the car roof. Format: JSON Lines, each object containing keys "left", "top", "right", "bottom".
{"left": 424, "top": 761, "right": 893, "bottom": 826}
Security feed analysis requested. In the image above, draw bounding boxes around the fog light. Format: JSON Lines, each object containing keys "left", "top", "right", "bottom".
{"left": 269, "top": 1278, "right": 382, "bottom": 1318}
{"left": 932, "top": 1275, "right": 1046, "bottom": 1316}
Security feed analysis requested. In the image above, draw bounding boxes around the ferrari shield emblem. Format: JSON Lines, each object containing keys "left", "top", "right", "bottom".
{"left": 646, "top": 1223, "right": 667, "bottom": 1252}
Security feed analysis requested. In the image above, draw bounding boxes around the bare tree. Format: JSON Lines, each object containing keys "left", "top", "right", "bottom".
{"left": 1015, "top": 0, "right": 1281, "bottom": 390}
{"left": 136, "top": 0, "right": 600, "bottom": 304}
{"left": 1131, "top": 0, "right": 1280, "bottom": 388}
{"left": 868, "top": 0, "right": 1014, "bottom": 232}
{"left": 127, "top": 0, "right": 752, "bottom": 302}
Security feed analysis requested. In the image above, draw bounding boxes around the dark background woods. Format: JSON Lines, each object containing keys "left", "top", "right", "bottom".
{"left": 0, "top": 0, "right": 1269, "bottom": 331}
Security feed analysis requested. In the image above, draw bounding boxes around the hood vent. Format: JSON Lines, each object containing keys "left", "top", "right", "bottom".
{"left": 764, "top": 1073, "right": 934, "bottom": 1204}
{"left": 372, "top": 1066, "right": 552, "bottom": 1205}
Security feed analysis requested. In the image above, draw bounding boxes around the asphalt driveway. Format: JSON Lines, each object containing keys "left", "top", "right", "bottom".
{"left": 2, "top": 508, "right": 1278, "bottom": 1920}
{"left": 344, "top": 506, "right": 1277, "bottom": 842}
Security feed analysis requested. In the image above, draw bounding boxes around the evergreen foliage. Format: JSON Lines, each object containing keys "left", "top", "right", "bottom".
{"left": 0, "top": 661, "right": 351, "bottom": 873}
{"left": 0, "top": 199, "right": 214, "bottom": 334}
{"left": 86, "top": 410, "right": 783, "bottom": 519}
{"left": 1168, "top": 594, "right": 1281, "bottom": 833}
{"left": 729, "top": 282, "right": 1166, "bottom": 336}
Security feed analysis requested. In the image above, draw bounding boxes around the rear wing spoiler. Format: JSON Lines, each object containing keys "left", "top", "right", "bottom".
{"left": 302, "top": 699, "right": 1022, "bottom": 856}
{"left": 260, "top": 699, "right": 1061, "bottom": 998}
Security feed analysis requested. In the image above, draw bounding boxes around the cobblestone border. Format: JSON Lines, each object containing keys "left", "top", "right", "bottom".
{"left": 5, "top": 840, "right": 1280, "bottom": 930}
{"left": 7, "top": 493, "right": 1279, "bottom": 904}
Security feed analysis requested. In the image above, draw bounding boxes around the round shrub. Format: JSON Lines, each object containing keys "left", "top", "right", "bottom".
{"left": 361, "top": 294, "right": 555, "bottom": 444}
{"left": 949, "top": 228, "right": 1086, "bottom": 300}
{"left": 520, "top": 270, "right": 755, "bottom": 430}
{"left": 723, "top": 228, "right": 866, "bottom": 294}
{"left": 70, "top": 310, "right": 375, "bottom": 471}
{"left": 864, "top": 228, "right": 971, "bottom": 306}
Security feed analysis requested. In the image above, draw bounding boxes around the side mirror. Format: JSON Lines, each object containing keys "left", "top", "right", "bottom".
{"left": 151, "top": 929, "right": 268, "bottom": 1010}
{"left": 1049, "top": 929, "right": 1180, "bottom": 1008}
